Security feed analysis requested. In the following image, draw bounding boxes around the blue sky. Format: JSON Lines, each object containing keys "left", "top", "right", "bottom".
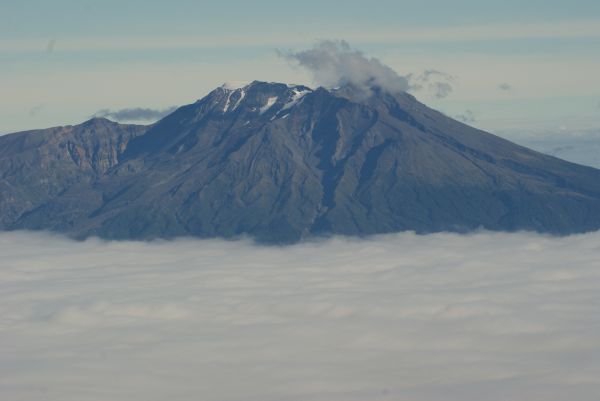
{"left": 2, "top": 0, "right": 600, "bottom": 134}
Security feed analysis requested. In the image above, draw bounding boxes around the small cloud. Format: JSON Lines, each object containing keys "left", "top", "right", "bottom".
{"left": 430, "top": 81, "right": 453, "bottom": 99}
{"left": 407, "top": 69, "right": 455, "bottom": 99}
{"left": 498, "top": 82, "right": 512, "bottom": 91}
{"left": 29, "top": 104, "right": 44, "bottom": 117}
{"left": 46, "top": 39, "right": 56, "bottom": 54}
{"left": 278, "top": 40, "right": 410, "bottom": 96}
{"left": 93, "top": 106, "right": 177, "bottom": 122}
{"left": 454, "top": 109, "right": 477, "bottom": 124}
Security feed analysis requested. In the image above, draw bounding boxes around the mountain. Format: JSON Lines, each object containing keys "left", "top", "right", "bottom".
{"left": 0, "top": 118, "right": 146, "bottom": 233}
{"left": 2, "top": 81, "right": 600, "bottom": 242}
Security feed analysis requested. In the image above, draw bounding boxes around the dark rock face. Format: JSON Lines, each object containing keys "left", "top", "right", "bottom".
{"left": 2, "top": 81, "right": 600, "bottom": 242}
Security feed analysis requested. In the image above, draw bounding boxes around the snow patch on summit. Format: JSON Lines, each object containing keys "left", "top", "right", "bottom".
{"left": 222, "top": 92, "right": 233, "bottom": 113}
{"left": 259, "top": 97, "right": 278, "bottom": 115}
{"left": 281, "top": 88, "right": 311, "bottom": 111}
{"left": 231, "top": 89, "right": 246, "bottom": 111}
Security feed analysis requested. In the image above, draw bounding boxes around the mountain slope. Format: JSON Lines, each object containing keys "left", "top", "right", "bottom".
{"left": 0, "top": 118, "right": 147, "bottom": 231}
{"left": 2, "top": 81, "right": 600, "bottom": 242}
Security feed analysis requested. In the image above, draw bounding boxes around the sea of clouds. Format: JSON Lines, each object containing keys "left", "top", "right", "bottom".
{"left": 1, "top": 230, "right": 600, "bottom": 401}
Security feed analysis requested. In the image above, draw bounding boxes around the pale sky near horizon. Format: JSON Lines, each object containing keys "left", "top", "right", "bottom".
{"left": 2, "top": 0, "right": 600, "bottom": 135}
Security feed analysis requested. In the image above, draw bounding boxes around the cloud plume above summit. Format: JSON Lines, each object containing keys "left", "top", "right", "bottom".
{"left": 279, "top": 40, "right": 410, "bottom": 95}
{"left": 280, "top": 40, "right": 457, "bottom": 99}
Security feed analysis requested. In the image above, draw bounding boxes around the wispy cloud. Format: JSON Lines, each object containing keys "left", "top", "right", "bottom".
{"left": 2, "top": 19, "right": 600, "bottom": 54}
{"left": 408, "top": 69, "right": 455, "bottom": 98}
{"left": 278, "top": 40, "right": 410, "bottom": 96}
{"left": 45, "top": 39, "right": 56, "bottom": 54}
{"left": 28, "top": 104, "right": 44, "bottom": 117}
{"left": 2, "top": 231, "right": 600, "bottom": 401}
{"left": 279, "top": 41, "right": 455, "bottom": 99}
{"left": 93, "top": 106, "right": 177, "bottom": 122}
{"left": 455, "top": 109, "right": 477, "bottom": 124}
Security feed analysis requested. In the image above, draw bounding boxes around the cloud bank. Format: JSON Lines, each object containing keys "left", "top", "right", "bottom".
{"left": 279, "top": 40, "right": 410, "bottom": 96}
{"left": 2, "top": 231, "right": 600, "bottom": 400}
{"left": 94, "top": 106, "right": 177, "bottom": 122}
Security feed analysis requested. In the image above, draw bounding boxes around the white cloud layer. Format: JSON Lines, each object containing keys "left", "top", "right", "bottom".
{"left": 1, "top": 231, "right": 600, "bottom": 401}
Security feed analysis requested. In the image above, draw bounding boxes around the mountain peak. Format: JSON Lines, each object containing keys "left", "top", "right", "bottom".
{"left": 212, "top": 81, "right": 412, "bottom": 114}
{"left": 4, "top": 78, "right": 600, "bottom": 243}
{"left": 200, "top": 81, "right": 315, "bottom": 117}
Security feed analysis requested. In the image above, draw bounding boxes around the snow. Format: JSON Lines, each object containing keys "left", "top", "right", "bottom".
{"left": 259, "top": 96, "right": 278, "bottom": 114}
{"left": 222, "top": 92, "right": 232, "bottom": 113}
{"left": 280, "top": 88, "right": 311, "bottom": 112}
{"left": 223, "top": 87, "right": 247, "bottom": 113}
{"left": 231, "top": 89, "right": 246, "bottom": 111}
{"left": 267, "top": 87, "right": 312, "bottom": 120}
